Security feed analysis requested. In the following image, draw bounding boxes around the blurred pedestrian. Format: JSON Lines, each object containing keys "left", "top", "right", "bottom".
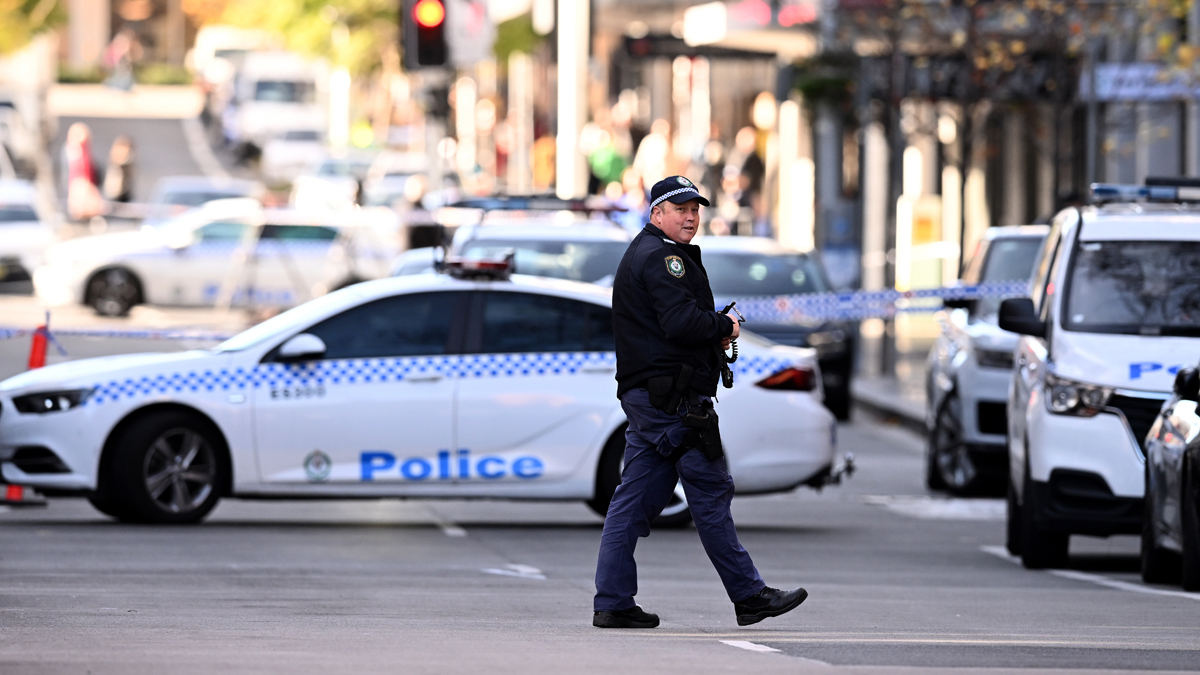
{"left": 104, "top": 29, "right": 141, "bottom": 92}
{"left": 103, "top": 135, "right": 135, "bottom": 203}
{"left": 64, "top": 123, "right": 103, "bottom": 221}
{"left": 632, "top": 119, "right": 671, "bottom": 188}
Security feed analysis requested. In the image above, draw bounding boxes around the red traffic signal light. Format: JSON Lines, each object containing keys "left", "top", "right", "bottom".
{"left": 413, "top": 0, "right": 445, "bottom": 28}
{"left": 403, "top": 0, "right": 447, "bottom": 68}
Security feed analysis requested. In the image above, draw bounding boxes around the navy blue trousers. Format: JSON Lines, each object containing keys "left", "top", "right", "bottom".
{"left": 593, "top": 388, "right": 764, "bottom": 611}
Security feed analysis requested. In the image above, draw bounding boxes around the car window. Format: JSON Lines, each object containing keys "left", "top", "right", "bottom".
{"left": 480, "top": 292, "right": 614, "bottom": 353}
{"left": 1063, "top": 240, "right": 1200, "bottom": 336}
{"left": 283, "top": 130, "right": 321, "bottom": 141}
{"left": 704, "top": 252, "right": 830, "bottom": 296}
{"left": 262, "top": 224, "right": 338, "bottom": 241}
{"left": 1031, "top": 212, "right": 1069, "bottom": 312}
{"left": 973, "top": 236, "right": 1045, "bottom": 319}
{"left": 0, "top": 204, "right": 37, "bottom": 223}
{"left": 459, "top": 239, "right": 626, "bottom": 283}
{"left": 165, "top": 191, "right": 239, "bottom": 208}
{"left": 304, "top": 292, "right": 461, "bottom": 359}
{"left": 253, "top": 80, "right": 315, "bottom": 103}
{"left": 195, "top": 221, "right": 246, "bottom": 241}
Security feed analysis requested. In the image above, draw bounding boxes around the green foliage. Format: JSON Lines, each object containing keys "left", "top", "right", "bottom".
{"left": 136, "top": 63, "right": 195, "bottom": 85}
{"left": 494, "top": 13, "right": 542, "bottom": 65}
{"left": 220, "top": 0, "right": 397, "bottom": 75}
{"left": 0, "top": 0, "right": 67, "bottom": 55}
{"left": 57, "top": 66, "right": 105, "bottom": 84}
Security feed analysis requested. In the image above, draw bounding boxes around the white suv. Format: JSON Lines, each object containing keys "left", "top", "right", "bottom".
{"left": 1002, "top": 181, "right": 1200, "bottom": 568}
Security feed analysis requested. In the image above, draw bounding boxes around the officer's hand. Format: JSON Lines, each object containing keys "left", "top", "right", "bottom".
{"left": 721, "top": 337, "right": 732, "bottom": 350}
{"left": 728, "top": 315, "right": 740, "bottom": 339}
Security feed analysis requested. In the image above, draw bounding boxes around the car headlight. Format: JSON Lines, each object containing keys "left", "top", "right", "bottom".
{"left": 975, "top": 347, "right": 1014, "bottom": 370}
{"left": 12, "top": 388, "right": 94, "bottom": 414}
{"left": 807, "top": 330, "right": 847, "bottom": 357}
{"left": 1043, "top": 373, "right": 1112, "bottom": 417}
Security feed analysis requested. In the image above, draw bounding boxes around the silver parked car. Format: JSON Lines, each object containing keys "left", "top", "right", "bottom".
{"left": 925, "top": 225, "right": 1048, "bottom": 494}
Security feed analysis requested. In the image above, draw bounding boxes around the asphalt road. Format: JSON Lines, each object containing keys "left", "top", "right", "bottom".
{"left": 2, "top": 407, "right": 1197, "bottom": 674}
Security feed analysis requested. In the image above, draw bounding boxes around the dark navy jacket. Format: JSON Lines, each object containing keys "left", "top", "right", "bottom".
{"left": 613, "top": 223, "right": 734, "bottom": 398}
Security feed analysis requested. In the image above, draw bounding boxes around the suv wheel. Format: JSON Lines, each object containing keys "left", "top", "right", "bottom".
{"left": 1020, "top": 470, "right": 1069, "bottom": 569}
{"left": 104, "top": 411, "right": 227, "bottom": 524}
{"left": 1005, "top": 477, "right": 1022, "bottom": 556}
{"left": 1141, "top": 465, "right": 1181, "bottom": 583}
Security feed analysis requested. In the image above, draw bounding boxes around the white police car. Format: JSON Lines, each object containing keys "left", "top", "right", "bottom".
{"left": 33, "top": 199, "right": 398, "bottom": 316}
{"left": 0, "top": 260, "right": 837, "bottom": 524}
{"left": 1002, "top": 180, "right": 1200, "bottom": 568}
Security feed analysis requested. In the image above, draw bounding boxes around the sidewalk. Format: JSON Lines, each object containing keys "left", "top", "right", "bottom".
{"left": 852, "top": 372, "right": 927, "bottom": 434}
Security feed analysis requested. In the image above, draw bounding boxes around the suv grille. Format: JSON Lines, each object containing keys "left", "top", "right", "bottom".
{"left": 1106, "top": 393, "right": 1167, "bottom": 452}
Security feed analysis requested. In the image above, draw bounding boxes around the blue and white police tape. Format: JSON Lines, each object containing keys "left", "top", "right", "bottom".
{"left": 0, "top": 327, "right": 235, "bottom": 342}
{"left": 717, "top": 280, "right": 1030, "bottom": 323}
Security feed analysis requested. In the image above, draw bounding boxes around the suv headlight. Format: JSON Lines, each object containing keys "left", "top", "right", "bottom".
{"left": 1044, "top": 374, "right": 1112, "bottom": 417}
{"left": 12, "top": 388, "right": 93, "bottom": 414}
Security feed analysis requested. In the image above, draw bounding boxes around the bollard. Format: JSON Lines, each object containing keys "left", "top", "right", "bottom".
{"left": 26, "top": 326, "right": 48, "bottom": 370}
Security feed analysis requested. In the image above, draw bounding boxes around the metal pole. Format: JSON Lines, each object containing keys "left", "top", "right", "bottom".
{"left": 555, "top": 0, "right": 589, "bottom": 199}
{"left": 1085, "top": 40, "right": 1099, "bottom": 185}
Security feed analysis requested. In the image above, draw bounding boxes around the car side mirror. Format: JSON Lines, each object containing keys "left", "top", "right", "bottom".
{"left": 1174, "top": 367, "right": 1200, "bottom": 401}
{"left": 998, "top": 298, "right": 1046, "bottom": 338}
{"left": 277, "top": 333, "right": 326, "bottom": 361}
{"left": 942, "top": 297, "right": 974, "bottom": 311}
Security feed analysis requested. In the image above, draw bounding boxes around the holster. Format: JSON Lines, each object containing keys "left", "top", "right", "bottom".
{"left": 645, "top": 363, "right": 694, "bottom": 414}
{"left": 665, "top": 399, "right": 723, "bottom": 463}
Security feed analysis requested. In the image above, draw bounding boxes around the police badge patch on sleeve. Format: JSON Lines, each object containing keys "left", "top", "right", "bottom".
{"left": 665, "top": 255, "right": 685, "bottom": 278}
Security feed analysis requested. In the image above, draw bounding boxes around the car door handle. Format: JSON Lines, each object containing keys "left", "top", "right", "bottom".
{"left": 581, "top": 364, "right": 616, "bottom": 374}
{"left": 405, "top": 373, "right": 443, "bottom": 383}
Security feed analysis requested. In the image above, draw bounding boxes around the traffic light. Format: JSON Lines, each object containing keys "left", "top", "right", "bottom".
{"left": 403, "top": 0, "right": 447, "bottom": 69}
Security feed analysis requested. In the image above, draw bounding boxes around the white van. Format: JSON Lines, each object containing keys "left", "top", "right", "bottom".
{"left": 1002, "top": 180, "right": 1200, "bottom": 568}
{"left": 228, "top": 52, "right": 326, "bottom": 154}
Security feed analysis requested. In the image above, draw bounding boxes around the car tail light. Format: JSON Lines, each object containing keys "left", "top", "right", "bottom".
{"left": 755, "top": 367, "right": 815, "bottom": 391}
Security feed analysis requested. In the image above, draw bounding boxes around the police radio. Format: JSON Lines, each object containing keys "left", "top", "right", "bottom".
{"left": 718, "top": 302, "right": 746, "bottom": 389}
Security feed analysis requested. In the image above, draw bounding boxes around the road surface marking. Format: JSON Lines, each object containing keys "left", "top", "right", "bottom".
{"left": 981, "top": 545, "right": 1200, "bottom": 601}
{"left": 720, "top": 640, "right": 781, "bottom": 653}
{"left": 481, "top": 564, "right": 545, "bottom": 580}
{"left": 865, "top": 495, "right": 1005, "bottom": 520}
{"left": 180, "top": 117, "right": 229, "bottom": 178}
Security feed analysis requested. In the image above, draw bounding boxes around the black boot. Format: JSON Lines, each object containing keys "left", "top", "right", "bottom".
{"left": 593, "top": 605, "right": 660, "bottom": 628}
{"left": 733, "top": 586, "right": 807, "bottom": 626}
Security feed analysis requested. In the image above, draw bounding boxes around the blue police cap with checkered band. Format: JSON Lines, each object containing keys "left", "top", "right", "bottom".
{"left": 649, "top": 175, "right": 710, "bottom": 212}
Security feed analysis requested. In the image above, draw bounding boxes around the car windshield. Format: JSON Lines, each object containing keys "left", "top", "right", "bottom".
{"left": 215, "top": 291, "right": 352, "bottom": 352}
{"left": 318, "top": 161, "right": 371, "bottom": 178}
{"left": 703, "top": 251, "right": 829, "bottom": 296}
{"left": 164, "top": 191, "right": 241, "bottom": 207}
{"left": 0, "top": 204, "right": 37, "bottom": 223}
{"left": 254, "top": 80, "right": 314, "bottom": 103}
{"left": 975, "top": 236, "right": 1043, "bottom": 319}
{"left": 283, "top": 130, "right": 321, "bottom": 141}
{"left": 459, "top": 238, "right": 627, "bottom": 283}
{"left": 1063, "top": 240, "right": 1200, "bottom": 336}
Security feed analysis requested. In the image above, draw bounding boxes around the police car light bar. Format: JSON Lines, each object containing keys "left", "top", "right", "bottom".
{"left": 443, "top": 252, "right": 515, "bottom": 280}
{"left": 1090, "top": 179, "right": 1200, "bottom": 204}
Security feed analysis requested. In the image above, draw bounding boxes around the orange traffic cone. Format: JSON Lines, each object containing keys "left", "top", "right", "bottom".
{"left": 27, "top": 325, "right": 47, "bottom": 369}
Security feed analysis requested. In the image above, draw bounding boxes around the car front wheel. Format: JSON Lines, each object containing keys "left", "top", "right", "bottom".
{"left": 1182, "top": 458, "right": 1200, "bottom": 592}
{"left": 1141, "top": 465, "right": 1181, "bottom": 584}
{"left": 104, "top": 411, "right": 227, "bottom": 524}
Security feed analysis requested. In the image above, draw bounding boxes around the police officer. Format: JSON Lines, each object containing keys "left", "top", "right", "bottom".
{"left": 592, "top": 175, "right": 807, "bottom": 629}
